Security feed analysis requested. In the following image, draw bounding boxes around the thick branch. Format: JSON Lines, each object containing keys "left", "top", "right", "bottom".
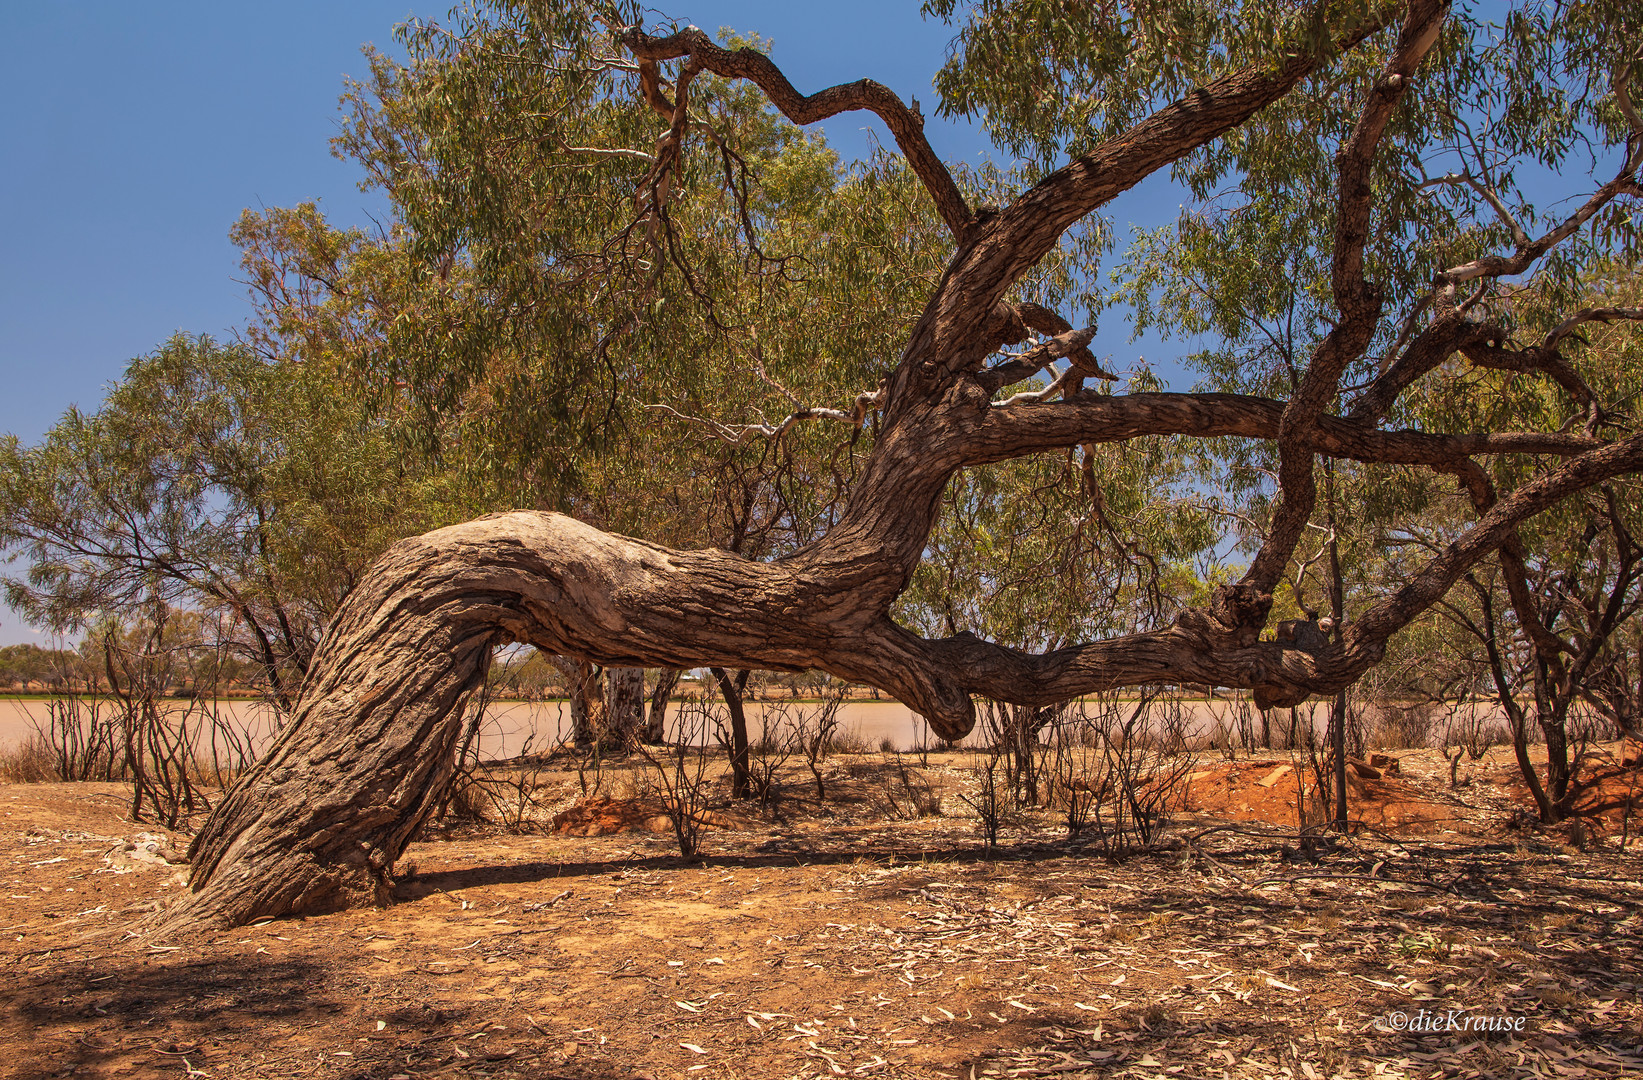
{"left": 646, "top": 392, "right": 879, "bottom": 444}
{"left": 1352, "top": 305, "right": 1643, "bottom": 426}
{"left": 162, "top": 413, "right": 1643, "bottom": 933}
{"left": 1348, "top": 431, "right": 1643, "bottom": 654}
{"left": 1436, "top": 52, "right": 1643, "bottom": 288}
{"left": 1542, "top": 305, "right": 1643, "bottom": 351}
{"left": 893, "top": 4, "right": 1386, "bottom": 391}
{"left": 822, "top": 8, "right": 1388, "bottom": 586}
{"left": 891, "top": 429, "right": 1643, "bottom": 711}
{"left": 976, "top": 325, "right": 1097, "bottom": 395}
{"left": 1241, "top": 0, "right": 1448, "bottom": 594}
{"left": 1347, "top": 313, "right": 1497, "bottom": 423}
{"left": 969, "top": 391, "right": 1600, "bottom": 472}
{"left": 1459, "top": 340, "right": 1600, "bottom": 417}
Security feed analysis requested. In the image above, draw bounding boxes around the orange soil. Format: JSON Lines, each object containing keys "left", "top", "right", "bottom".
{"left": 1177, "top": 758, "right": 1458, "bottom": 833}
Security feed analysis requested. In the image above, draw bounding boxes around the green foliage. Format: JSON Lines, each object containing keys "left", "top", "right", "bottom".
{"left": 900, "top": 373, "right": 1219, "bottom": 650}
{"left": 0, "top": 335, "right": 433, "bottom": 699}
{"left": 926, "top": 1, "right": 1643, "bottom": 399}
{"left": 924, "top": 0, "right": 1382, "bottom": 170}
{"left": 0, "top": 643, "right": 98, "bottom": 691}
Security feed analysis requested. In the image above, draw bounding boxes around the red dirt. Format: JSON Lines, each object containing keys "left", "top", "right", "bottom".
{"left": 1177, "top": 758, "right": 1459, "bottom": 833}
{"left": 4, "top": 748, "right": 1642, "bottom": 1079}
{"left": 1491, "top": 755, "right": 1643, "bottom": 838}
{"left": 1565, "top": 763, "right": 1643, "bottom": 835}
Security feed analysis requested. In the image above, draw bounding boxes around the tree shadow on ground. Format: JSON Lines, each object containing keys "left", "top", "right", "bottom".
{"left": 394, "top": 840, "right": 1076, "bottom": 899}
{"left": 1, "top": 948, "right": 628, "bottom": 1080}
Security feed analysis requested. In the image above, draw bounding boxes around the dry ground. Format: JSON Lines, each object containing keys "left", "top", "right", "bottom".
{"left": 2, "top": 746, "right": 1641, "bottom": 1080}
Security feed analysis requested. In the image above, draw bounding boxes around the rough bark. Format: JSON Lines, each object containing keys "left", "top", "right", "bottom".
{"left": 158, "top": 0, "right": 1643, "bottom": 931}
{"left": 161, "top": 543, "right": 500, "bottom": 933}
{"left": 546, "top": 655, "right": 605, "bottom": 747}
{"left": 165, "top": 429, "right": 1642, "bottom": 933}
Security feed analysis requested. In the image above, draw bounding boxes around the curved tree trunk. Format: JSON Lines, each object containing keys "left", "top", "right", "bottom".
{"left": 161, "top": 559, "right": 498, "bottom": 933}
{"left": 159, "top": 510, "right": 929, "bottom": 932}
{"left": 158, "top": 431, "right": 1643, "bottom": 933}
{"left": 150, "top": 1, "right": 1643, "bottom": 934}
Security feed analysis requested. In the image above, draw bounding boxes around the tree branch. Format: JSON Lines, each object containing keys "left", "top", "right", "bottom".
{"left": 1440, "top": 152, "right": 1643, "bottom": 287}
{"left": 646, "top": 388, "right": 881, "bottom": 445}
{"left": 893, "top": 3, "right": 1388, "bottom": 391}
{"left": 1459, "top": 340, "right": 1602, "bottom": 422}
{"left": 622, "top": 26, "right": 972, "bottom": 240}
{"left": 1241, "top": 0, "right": 1449, "bottom": 595}
{"left": 1349, "top": 431, "right": 1643, "bottom": 655}
{"left": 1348, "top": 314, "right": 1497, "bottom": 423}
{"left": 969, "top": 390, "right": 1602, "bottom": 469}
{"left": 977, "top": 325, "right": 1098, "bottom": 395}
{"left": 1541, "top": 305, "right": 1643, "bottom": 352}
{"left": 865, "top": 430, "right": 1643, "bottom": 713}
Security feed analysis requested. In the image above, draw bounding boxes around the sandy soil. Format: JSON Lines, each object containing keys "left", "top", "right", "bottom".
{"left": 2, "top": 747, "right": 1640, "bottom": 1080}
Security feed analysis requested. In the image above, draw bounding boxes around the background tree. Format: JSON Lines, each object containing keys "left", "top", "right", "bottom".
{"left": 1411, "top": 274, "right": 1643, "bottom": 820}
{"left": 0, "top": 335, "right": 433, "bottom": 712}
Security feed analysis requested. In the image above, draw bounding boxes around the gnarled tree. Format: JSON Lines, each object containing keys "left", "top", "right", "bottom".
{"left": 162, "top": 0, "right": 1643, "bottom": 931}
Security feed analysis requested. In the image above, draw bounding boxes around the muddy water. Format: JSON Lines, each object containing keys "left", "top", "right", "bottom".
{"left": 0, "top": 694, "right": 1515, "bottom": 762}
{"left": 0, "top": 696, "right": 942, "bottom": 760}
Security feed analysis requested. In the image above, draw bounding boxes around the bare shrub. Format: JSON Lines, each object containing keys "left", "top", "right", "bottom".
{"left": 1231, "top": 693, "right": 1268, "bottom": 752}
{"left": 958, "top": 753, "right": 1008, "bottom": 853}
{"left": 436, "top": 678, "right": 567, "bottom": 830}
{"left": 1290, "top": 702, "right": 1340, "bottom": 834}
{"left": 453, "top": 739, "right": 560, "bottom": 831}
{"left": 437, "top": 678, "right": 505, "bottom": 821}
{"left": 192, "top": 697, "right": 270, "bottom": 789}
{"left": 1620, "top": 758, "right": 1640, "bottom": 852}
{"left": 1360, "top": 699, "right": 1440, "bottom": 750}
{"left": 740, "top": 704, "right": 800, "bottom": 809}
{"left": 37, "top": 696, "right": 121, "bottom": 781}
{"left": 1433, "top": 698, "right": 1508, "bottom": 789}
{"left": 978, "top": 698, "right": 1063, "bottom": 806}
{"left": 637, "top": 697, "right": 720, "bottom": 857}
{"left": 101, "top": 613, "right": 208, "bottom": 828}
{"left": 0, "top": 647, "right": 265, "bottom": 796}
{"left": 873, "top": 752, "right": 943, "bottom": 819}
{"left": 792, "top": 694, "right": 845, "bottom": 799}
{"left": 910, "top": 713, "right": 945, "bottom": 766}
{"left": 1050, "top": 694, "right": 1197, "bottom": 858}
{"left": 824, "top": 724, "right": 872, "bottom": 756}
{"left": 1048, "top": 734, "right": 1102, "bottom": 837}
{"left": 0, "top": 733, "right": 58, "bottom": 783}
{"left": 1203, "top": 693, "right": 1249, "bottom": 761}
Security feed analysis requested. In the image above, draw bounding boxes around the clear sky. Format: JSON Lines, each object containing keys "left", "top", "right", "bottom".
{"left": 0, "top": 2, "right": 1178, "bottom": 646}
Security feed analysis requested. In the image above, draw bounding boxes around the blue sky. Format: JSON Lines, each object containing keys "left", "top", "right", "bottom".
{"left": 0, "top": 2, "right": 1180, "bottom": 646}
